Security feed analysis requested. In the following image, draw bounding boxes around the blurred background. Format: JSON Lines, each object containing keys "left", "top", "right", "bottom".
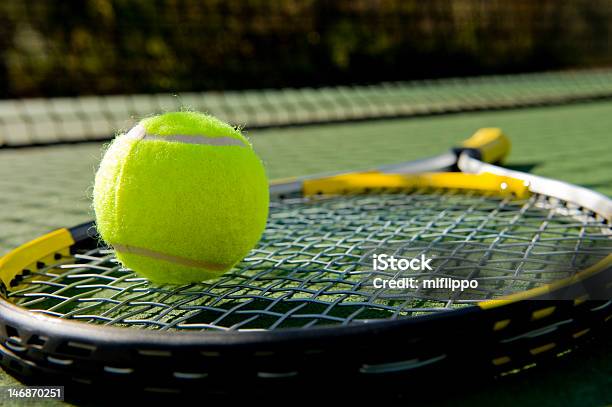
{"left": 2, "top": 0, "right": 612, "bottom": 98}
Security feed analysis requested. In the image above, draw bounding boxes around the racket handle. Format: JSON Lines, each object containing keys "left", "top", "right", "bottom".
{"left": 459, "top": 128, "right": 511, "bottom": 164}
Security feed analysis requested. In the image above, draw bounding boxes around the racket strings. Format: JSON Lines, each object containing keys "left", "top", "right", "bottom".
{"left": 6, "top": 190, "right": 611, "bottom": 331}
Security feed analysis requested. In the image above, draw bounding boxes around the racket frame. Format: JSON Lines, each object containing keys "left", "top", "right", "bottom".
{"left": 0, "top": 128, "right": 610, "bottom": 387}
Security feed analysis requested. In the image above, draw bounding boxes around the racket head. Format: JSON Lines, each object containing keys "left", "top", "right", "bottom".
{"left": 2, "top": 170, "right": 609, "bottom": 330}
{"left": 0, "top": 129, "right": 610, "bottom": 390}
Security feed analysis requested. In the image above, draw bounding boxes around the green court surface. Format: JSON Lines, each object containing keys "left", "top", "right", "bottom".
{"left": 0, "top": 100, "right": 610, "bottom": 405}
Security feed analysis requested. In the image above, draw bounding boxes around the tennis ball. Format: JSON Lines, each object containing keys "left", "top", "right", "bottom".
{"left": 93, "top": 111, "right": 269, "bottom": 284}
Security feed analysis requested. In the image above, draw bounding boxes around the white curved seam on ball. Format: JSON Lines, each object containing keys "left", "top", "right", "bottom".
{"left": 126, "top": 124, "right": 147, "bottom": 140}
{"left": 144, "top": 134, "right": 246, "bottom": 146}
{"left": 125, "top": 124, "right": 246, "bottom": 146}
{"left": 112, "top": 243, "right": 230, "bottom": 271}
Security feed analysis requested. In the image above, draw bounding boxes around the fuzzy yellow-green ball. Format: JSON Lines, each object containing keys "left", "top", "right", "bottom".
{"left": 93, "top": 111, "right": 269, "bottom": 284}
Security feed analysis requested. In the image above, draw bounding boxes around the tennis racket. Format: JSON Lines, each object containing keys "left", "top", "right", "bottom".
{"left": 0, "top": 128, "right": 610, "bottom": 394}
